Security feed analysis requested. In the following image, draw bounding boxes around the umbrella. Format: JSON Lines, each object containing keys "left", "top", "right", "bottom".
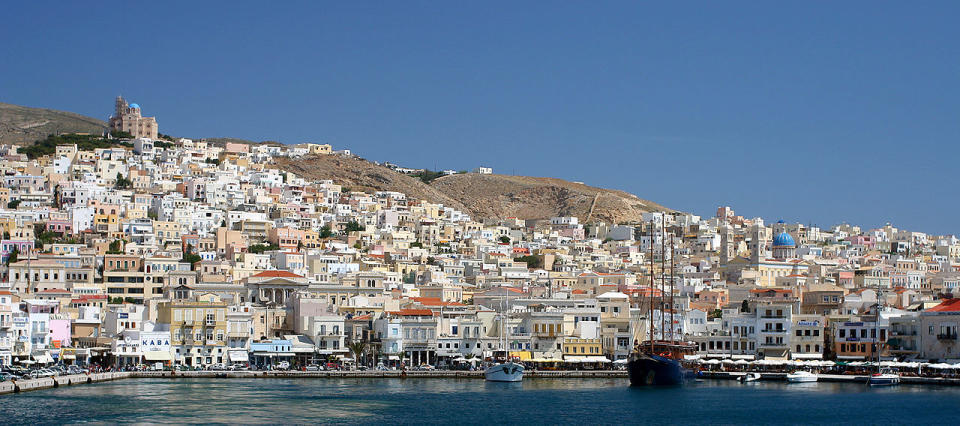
{"left": 613, "top": 359, "right": 629, "bottom": 364}
{"left": 735, "top": 359, "right": 750, "bottom": 365}
{"left": 722, "top": 359, "right": 736, "bottom": 365}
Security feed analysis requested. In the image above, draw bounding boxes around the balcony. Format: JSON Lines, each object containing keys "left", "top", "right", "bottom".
{"left": 206, "top": 319, "right": 216, "bottom": 326}
{"left": 227, "top": 331, "right": 250, "bottom": 338}
{"left": 936, "top": 334, "right": 958, "bottom": 341}
{"left": 890, "top": 330, "right": 916, "bottom": 336}
{"left": 760, "top": 342, "right": 787, "bottom": 348}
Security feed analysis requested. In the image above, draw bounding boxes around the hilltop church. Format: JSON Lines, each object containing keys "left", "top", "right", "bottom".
{"left": 108, "top": 96, "right": 158, "bottom": 139}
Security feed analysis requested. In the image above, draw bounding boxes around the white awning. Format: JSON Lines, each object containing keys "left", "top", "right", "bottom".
{"left": 228, "top": 350, "right": 249, "bottom": 363}
{"left": 34, "top": 354, "right": 54, "bottom": 363}
{"left": 565, "top": 356, "right": 610, "bottom": 363}
{"left": 791, "top": 353, "right": 824, "bottom": 360}
{"left": 144, "top": 351, "right": 173, "bottom": 361}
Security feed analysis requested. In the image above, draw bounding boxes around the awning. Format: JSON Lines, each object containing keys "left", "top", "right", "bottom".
{"left": 791, "top": 353, "right": 824, "bottom": 360}
{"left": 144, "top": 351, "right": 173, "bottom": 361}
{"left": 565, "top": 356, "right": 611, "bottom": 363}
{"left": 228, "top": 350, "right": 249, "bottom": 363}
{"left": 253, "top": 352, "right": 295, "bottom": 357}
{"left": 62, "top": 354, "right": 76, "bottom": 360}
{"left": 34, "top": 354, "right": 54, "bottom": 363}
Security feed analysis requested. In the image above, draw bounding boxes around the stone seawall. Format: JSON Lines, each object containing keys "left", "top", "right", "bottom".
{"left": 132, "top": 370, "right": 629, "bottom": 379}
{"left": 701, "top": 371, "right": 960, "bottom": 385}
{"left": 0, "top": 372, "right": 129, "bottom": 395}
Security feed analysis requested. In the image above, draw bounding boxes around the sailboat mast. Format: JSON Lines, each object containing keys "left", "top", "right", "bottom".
{"left": 670, "top": 238, "right": 675, "bottom": 344}
{"left": 660, "top": 218, "right": 666, "bottom": 343}
{"left": 648, "top": 221, "right": 655, "bottom": 352}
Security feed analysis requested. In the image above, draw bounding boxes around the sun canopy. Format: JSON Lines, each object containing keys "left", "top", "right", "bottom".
{"left": 144, "top": 351, "right": 172, "bottom": 361}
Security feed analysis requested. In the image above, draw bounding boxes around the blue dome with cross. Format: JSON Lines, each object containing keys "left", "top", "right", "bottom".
{"left": 129, "top": 103, "right": 140, "bottom": 109}
{"left": 773, "top": 232, "right": 795, "bottom": 247}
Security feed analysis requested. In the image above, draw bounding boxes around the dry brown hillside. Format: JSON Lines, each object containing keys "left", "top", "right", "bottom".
{"left": 272, "top": 155, "right": 468, "bottom": 211}
{"left": 276, "top": 155, "right": 670, "bottom": 223}
{"left": 0, "top": 102, "right": 107, "bottom": 144}
{"left": 430, "top": 173, "right": 669, "bottom": 224}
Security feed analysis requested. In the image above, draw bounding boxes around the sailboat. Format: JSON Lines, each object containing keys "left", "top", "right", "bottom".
{"left": 485, "top": 299, "right": 524, "bottom": 382}
{"left": 868, "top": 290, "right": 900, "bottom": 386}
{"left": 629, "top": 222, "right": 696, "bottom": 386}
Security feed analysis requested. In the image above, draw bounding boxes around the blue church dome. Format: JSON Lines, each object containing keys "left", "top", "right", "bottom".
{"left": 773, "top": 232, "right": 795, "bottom": 247}
{"left": 129, "top": 103, "right": 140, "bottom": 109}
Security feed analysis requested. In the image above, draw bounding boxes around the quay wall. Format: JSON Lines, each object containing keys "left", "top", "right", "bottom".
{"left": 132, "top": 370, "right": 629, "bottom": 379}
{"left": 0, "top": 372, "right": 129, "bottom": 395}
{"left": 6, "top": 369, "right": 960, "bottom": 396}
{"left": 701, "top": 371, "right": 960, "bottom": 385}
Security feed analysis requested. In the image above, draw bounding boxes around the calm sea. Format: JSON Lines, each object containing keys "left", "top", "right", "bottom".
{"left": 1, "top": 377, "right": 956, "bottom": 425}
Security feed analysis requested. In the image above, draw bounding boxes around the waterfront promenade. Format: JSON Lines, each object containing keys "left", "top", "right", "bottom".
{"left": 5, "top": 369, "right": 960, "bottom": 396}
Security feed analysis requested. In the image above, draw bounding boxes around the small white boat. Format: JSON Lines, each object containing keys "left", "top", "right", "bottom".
{"left": 786, "top": 370, "right": 818, "bottom": 383}
{"left": 738, "top": 372, "right": 761, "bottom": 383}
{"left": 485, "top": 362, "right": 524, "bottom": 382}
{"left": 868, "top": 369, "right": 901, "bottom": 386}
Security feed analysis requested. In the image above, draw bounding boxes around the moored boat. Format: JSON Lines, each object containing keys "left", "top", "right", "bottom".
{"left": 786, "top": 370, "right": 818, "bottom": 383}
{"left": 868, "top": 369, "right": 901, "bottom": 386}
{"left": 738, "top": 372, "right": 761, "bottom": 383}
{"left": 484, "top": 361, "right": 524, "bottom": 382}
{"left": 628, "top": 340, "right": 697, "bottom": 386}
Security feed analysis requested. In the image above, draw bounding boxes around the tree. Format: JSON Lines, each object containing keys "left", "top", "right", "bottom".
{"left": 344, "top": 221, "right": 364, "bottom": 233}
{"left": 181, "top": 243, "right": 201, "bottom": 268}
{"left": 110, "top": 130, "right": 134, "bottom": 139}
{"left": 115, "top": 173, "right": 132, "bottom": 189}
{"left": 513, "top": 255, "right": 543, "bottom": 269}
{"left": 106, "top": 239, "right": 124, "bottom": 254}
{"left": 353, "top": 242, "right": 362, "bottom": 250}
{"left": 395, "top": 351, "right": 407, "bottom": 370}
{"left": 709, "top": 308, "right": 723, "bottom": 319}
{"left": 348, "top": 341, "right": 368, "bottom": 369}
{"left": 319, "top": 225, "right": 332, "bottom": 239}
{"left": 6, "top": 200, "right": 20, "bottom": 209}
{"left": 5, "top": 247, "right": 18, "bottom": 265}
{"left": 498, "top": 236, "right": 511, "bottom": 244}
{"left": 248, "top": 243, "right": 279, "bottom": 254}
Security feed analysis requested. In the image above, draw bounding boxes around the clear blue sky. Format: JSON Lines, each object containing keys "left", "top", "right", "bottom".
{"left": 2, "top": 1, "right": 958, "bottom": 235}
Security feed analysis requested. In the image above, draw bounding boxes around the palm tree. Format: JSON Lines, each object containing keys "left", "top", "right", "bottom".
{"left": 396, "top": 351, "right": 407, "bottom": 370}
{"left": 347, "top": 341, "right": 367, "bottom": 369}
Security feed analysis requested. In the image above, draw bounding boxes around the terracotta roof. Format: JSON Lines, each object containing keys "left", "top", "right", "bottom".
{"left": 927, "top": 298, "right": 960, "bottom": 313}
{"left": 251, "top": 270, "right": 304, "bottom": 279}
{"left": 411, "top": 297, "right": 465, "bottom": 307}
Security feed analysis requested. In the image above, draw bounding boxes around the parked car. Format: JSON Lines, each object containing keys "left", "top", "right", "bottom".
{"left": 325, "top": 362, "right": 342, "bottom": 371}
{"left": 229, "top": 364, "right": 249, "bottom": 371}
{"left": 304, "top": 364, "right": 323, "bottom": 372}
{"left": 276, "top": 361, "right": 290, "bottom": 370}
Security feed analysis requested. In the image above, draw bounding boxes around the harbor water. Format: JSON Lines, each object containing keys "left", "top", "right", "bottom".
{"left": 2, "top": 377, "right": 959, "bottom": 424}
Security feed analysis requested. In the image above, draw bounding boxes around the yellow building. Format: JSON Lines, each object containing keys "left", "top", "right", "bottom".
{"left": 562, "top": 338, "right": 603, "bottom": 358}
{"left": 158, "top": 294, "right": 228, "bottom": 366}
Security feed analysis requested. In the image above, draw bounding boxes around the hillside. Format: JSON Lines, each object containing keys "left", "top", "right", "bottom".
{"left": 430, "top": 173, "right": 670, "bottom": 224}
{"left": 0, "top": 102, "right": 107, "bottom": 144}
{"left": 272, "top": 155, "right": 469, "bottom": 212}
{"left": 276, "top": 155, "right": 670, "bottom": 223}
